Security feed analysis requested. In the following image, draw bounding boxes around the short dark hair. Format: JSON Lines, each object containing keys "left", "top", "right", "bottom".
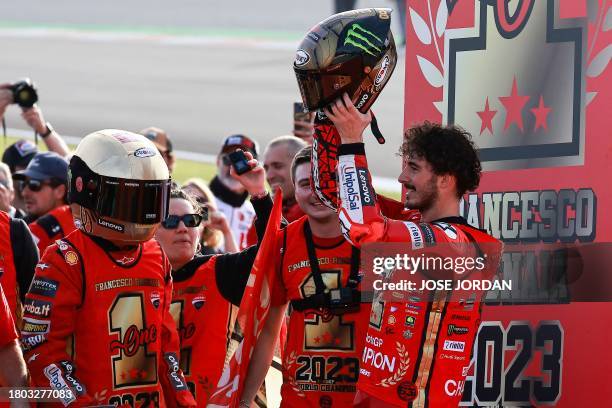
{"left": 290, "top": 146, "right": 312, "bottom": 183}
{"left": 400, "top": 122, "right": 481, "bottom": 197}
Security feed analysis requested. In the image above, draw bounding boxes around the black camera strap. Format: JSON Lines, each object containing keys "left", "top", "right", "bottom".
{"left": 303, "top": 220, "right": 360, "bottom": 291}
{"left": 290, "top": 221, "right": 360, "bottom": 312}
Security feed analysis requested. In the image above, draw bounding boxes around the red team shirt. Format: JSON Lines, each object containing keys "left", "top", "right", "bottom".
{"left": 22, "top": 230, "right": 196, "bottom": 407}
{"left": 170, "top": 256, "right": 236, "bottom": 405}
{"left": 336, "top": 144, "right": 502, "bottom": 407}
{"left": 0, "top": 284, "right": 18, "bottom": 348}
{"left": 0, "top": 212, "right": 19, "bottom": 322}
{"left": 272, "top": 216, "right": 369, "bottom": 408}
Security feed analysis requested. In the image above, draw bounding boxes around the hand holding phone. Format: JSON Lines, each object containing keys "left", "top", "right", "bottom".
{"left": 293, "top": 101, "right": 315, "bottom": 142}
{"left": 228, "top": 150, "right": 252, "bottom": 175}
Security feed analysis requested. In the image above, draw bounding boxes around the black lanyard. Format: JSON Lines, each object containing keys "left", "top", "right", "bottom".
{"left": 303, "top": 221, "right": 360, "bottom": 294}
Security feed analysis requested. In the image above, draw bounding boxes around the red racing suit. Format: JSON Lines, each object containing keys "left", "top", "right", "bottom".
{"left": 29, "top": 204, "right": 77, "bottom": 256}
{"left": 21, "top": 230, "right": 196, "bottom": 407}
{"left": 336, "top": 143, "right": 502, "bottom": 407}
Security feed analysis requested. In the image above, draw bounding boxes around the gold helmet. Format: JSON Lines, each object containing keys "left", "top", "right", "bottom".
{"left": 68, "top": 129, "right": 171, "bottom": 243}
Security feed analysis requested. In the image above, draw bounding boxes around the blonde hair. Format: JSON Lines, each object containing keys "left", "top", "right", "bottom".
{"left": 182, "top": 178, "right": 222, "bottom": 249}
{"left": 0, "top": 162, "right": 13, "bottom": 190}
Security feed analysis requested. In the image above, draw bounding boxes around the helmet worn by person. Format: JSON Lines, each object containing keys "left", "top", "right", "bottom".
{"left": 68, "top": 129, "right": 171, "bottom": 243}
{"left": 294, "top": 8, "right": 397, "bottom": 114}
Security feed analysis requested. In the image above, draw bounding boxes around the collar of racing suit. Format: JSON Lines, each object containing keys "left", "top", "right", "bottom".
{"left": 209, "top": 176, "right": 249, "bottom": 207}
{"left": 85, "top": 233, "right": 142, "bottom": 268}
{"left": 434, "top": 215, "right": 488, "bottom": 234}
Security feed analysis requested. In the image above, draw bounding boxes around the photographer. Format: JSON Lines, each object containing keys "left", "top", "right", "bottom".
{"left": 0, "top": 80, "right": 70, "bottom": 158}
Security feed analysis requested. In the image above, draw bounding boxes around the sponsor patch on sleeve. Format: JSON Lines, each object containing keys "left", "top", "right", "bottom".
{"left": 164, "top": 352, "right": 188, "bottom": 391}
{"left": 29, "top": 277, "right": 59, "bottom": 298}
{"left": 23, "top": 298, "right": 52, "bottom": 318}
{"left": 403, "top": 222, "right": 424, "bottom": 249}
{"left": 356, "top": 168, "right": 375, "bottom": 207}
{"left": 419, "top": 223, "right": 437, "bottom": 245}
{"left": 44, "top": 364, "right": 77, "bottom": 406}
{"left": 22, "top": 317, "right": 51, "bottom": 335}
{"left": 21, "top": 333, "right": 47, "bottom": 352}
{"left": 59, "top": 361, "right": 87, "bottom": 396}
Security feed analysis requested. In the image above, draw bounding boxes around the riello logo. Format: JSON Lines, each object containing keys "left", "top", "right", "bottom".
{"left": 444, "top": 0, "right": 586, "bottom": 170}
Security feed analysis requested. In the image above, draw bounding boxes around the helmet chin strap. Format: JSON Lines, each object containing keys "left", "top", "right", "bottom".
{"left": 369, "top": 111, "right": 386, "bottom": 144}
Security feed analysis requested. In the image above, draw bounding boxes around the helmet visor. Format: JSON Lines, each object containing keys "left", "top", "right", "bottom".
{"left": 295, "top": 69, "right": 324, "bottom": 112}
{"left": 294, "top": 56, "right": 363, "bottom": 111}
{"left": 97, "top": 177, "right": 170, "bottom": 224}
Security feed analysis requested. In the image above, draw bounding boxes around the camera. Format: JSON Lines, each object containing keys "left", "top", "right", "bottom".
{"left": 10, "top": 78, "right": 38, "bottom": 108}
{"left": 328, "top": 287, "right": 361, "bottom": 315}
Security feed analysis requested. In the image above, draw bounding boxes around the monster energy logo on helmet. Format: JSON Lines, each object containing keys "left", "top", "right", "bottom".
{"left": 343, "top": 23, "right": 384, "bottom": 56}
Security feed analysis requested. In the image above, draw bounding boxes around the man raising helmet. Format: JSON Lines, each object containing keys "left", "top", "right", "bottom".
{"left": 294, "top": 8, "right": 398, "bottom": 211}
{"left": 22, "top": 129, "right": 196, "bottom": 407}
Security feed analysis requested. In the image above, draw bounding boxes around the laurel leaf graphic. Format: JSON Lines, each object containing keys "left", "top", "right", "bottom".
{"left": 410, "top": 7, "right": 432, "bottom": 45}
{"left": 417, "top": 55, "right": 444, "bottom": 87}
{"left": 433, "top": 100, "right": 445, "bottom": 115}
{"left": 587, "top": 44, "right": 612, "bottom": 78}
{"left": 436, "top": 0, "right": 448, "bottom": 37}
{"left": 586, "top": 92, "right": 597, "bottom": 106}
{"left": 587, "top": 0, "right": 598, "bottom": 23}
{"left": 604, "top": 6, "right": 612, "bottom": 31}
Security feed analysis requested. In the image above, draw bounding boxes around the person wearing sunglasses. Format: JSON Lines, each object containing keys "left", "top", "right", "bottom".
{"left": 12, "top": 151, "right": 68, "bottom": 221}
{"left": 12, "top": 151, "right": 77, "bottom": 254}
{"left": 155, "top": 153, "right": 273, "bottom": 406}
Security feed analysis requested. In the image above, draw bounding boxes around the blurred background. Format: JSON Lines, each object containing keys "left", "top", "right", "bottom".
{"left": 0, "top": 0, "right": 406, "bottom": 183}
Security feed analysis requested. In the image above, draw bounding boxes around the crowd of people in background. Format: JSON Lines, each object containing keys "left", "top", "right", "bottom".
{"left": 0, "top": 6, "right": 501, "bottom": 405}
{"left": 0, "top": 83, "right": 321, "bottom": 406}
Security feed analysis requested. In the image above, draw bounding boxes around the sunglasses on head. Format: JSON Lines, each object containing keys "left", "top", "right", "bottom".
{"left": 17, "top": 179, "right": 57, "bottom": 192}
{"left": 161, "top": 213, "right": 204, "bottom": 229}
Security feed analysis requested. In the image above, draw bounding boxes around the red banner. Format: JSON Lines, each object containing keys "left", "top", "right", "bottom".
{"left": 404, "top": 0, "right": 611, "bottom": 405}
{"left": 208, "top": 192, "right": 284, "bottom": 407}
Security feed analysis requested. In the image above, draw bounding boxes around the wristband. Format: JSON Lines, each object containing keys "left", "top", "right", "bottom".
{"left": 39, "top": 122, "right": 54, "bottom": 138}
{"left": 250, "top": 190, "right": 268, "bottom": 201}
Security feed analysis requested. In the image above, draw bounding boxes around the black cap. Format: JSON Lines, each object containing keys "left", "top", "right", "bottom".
{"left": 2, "top": 139, "right": 38, "bottom": 173}
{"left": 13, "top": 152, "right": 68, "bottom": 183}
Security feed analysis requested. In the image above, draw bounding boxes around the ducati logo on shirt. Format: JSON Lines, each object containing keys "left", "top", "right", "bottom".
{"left": 192, "top": 294, "right": 206, "bottom": 310}
{"left": 150, "top": 291, "right": 160, "bottom": 308}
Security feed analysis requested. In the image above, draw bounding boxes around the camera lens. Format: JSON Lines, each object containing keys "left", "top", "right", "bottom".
{"left": 11, "top": 79, "right": 38, "bottom": 108}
